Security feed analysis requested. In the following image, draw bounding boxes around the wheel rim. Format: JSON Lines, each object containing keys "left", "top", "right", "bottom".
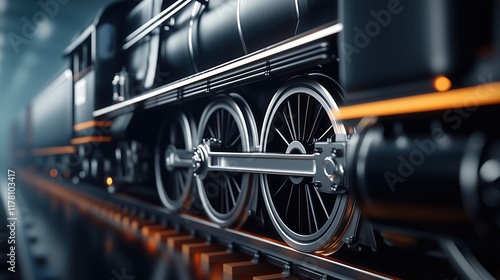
{"left": 155, "top": 111, "right": 195, "bottom": 212}
{"left": 196, "top": 94, "right": 257, "bottom": 227}
{"left": 260, "top": 76, "right": 356, "bottom": 254}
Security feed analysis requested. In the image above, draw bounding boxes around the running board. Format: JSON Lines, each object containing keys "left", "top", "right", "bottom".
{"left": 93, "top": 23, "right": 342, "bottom": 117}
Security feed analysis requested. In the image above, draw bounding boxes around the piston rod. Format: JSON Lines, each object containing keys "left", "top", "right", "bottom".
{"left": 166, "top": 141, "right": 347, "bottom": 194}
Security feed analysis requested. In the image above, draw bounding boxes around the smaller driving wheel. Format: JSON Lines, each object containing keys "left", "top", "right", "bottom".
{"left": 155, "top": 111, "right": 196, "bottom": 212}
{"left": 260, "top": 75, "right": 356, "bottom": 255}
{"left": 196, "top": 94, "right": 258, "bottom": 227}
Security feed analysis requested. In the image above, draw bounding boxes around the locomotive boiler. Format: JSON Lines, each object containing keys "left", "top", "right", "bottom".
{"left": 10, "top": 0, "right": 500, "bottom": 278}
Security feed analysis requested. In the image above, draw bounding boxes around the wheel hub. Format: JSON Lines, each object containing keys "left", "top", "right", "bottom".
{"left": 192, "top": 144, "right": 208, "bottom": 179}
{"left": 165, "top": 145, "right": 176, "bottom": 172}
{"left": 286, "top": 141, "right": 306, "bottom": 184}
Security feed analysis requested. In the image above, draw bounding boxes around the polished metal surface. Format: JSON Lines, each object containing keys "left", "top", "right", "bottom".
{"left": 195, "top": 94, "right": 257, "bottom": 228}
{"left": 155, "top": 111, "right": 195, "bottom": 212}
{"left": 259, "top": 76, "right": 356, "bottom": 255}
{"left": 122, "top": 0, "right": 193, "bottom": 50}
{"left": 6, "top": 1, "right": 500, "bottom": 278}
{"left": 190, "top": 142, "right": 347, "bottom": 194}
{"left": 93, "top": 23, "right": 342, "bottom": 116}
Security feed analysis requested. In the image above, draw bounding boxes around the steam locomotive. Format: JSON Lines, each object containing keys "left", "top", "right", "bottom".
{"left": 10, "top": 0, "right": 500, "bottom": 278}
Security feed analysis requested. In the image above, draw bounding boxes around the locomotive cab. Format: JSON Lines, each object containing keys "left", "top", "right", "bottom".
{"left": 64, "top": 1, "right": 138, "bottom": 181}
{"left": 65, "top": 1, "right": 138, "bottom": 125}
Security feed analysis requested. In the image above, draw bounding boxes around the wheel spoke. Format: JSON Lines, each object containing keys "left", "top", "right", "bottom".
{"left": 284, "top": 184, "right": 294, "bottom": 219}
{"left": 216, "top": 110, "right": 222, "bottom": 139}
{"left": 169, "top": 122, "right": 176, "bottom": 143}
{"left": 317, "top": 125, "right": 333, "bottom": 142}
{"left": 298, "top": 184, "right": 301, "bottom": 231}
{"left": 298, "top": 94, "right": 301, "bottom": 140}
{"left": 224, "top": 177, "right": 230, "bottom": 213}
{"left": 230, "top": 175, "right": 241, "bottom": 193}
{"left": 176, "top": 172, "right": 183, "bottom": 198}
{"left": 287, "top": 100, "right": 298, "bottom": 140}
{"left": 174, "top": 171, "right": 181, "bottom": 198}
{"left": 227, "top": 117, "right": 237, "bottom": 143}
{"left": 307, "top": 105, "right": 324, "bottom": 142}
{"left": 226, "top": 175, "right": 237, "bottom": 206}
{"left": 208, "top": 125, "right": 216, "bottom": 138}
{"left": 217, "top": 179, "right": 223, "bottom": 212}
{"left": 306, "top": 185, "right": 319, "bottom": 232}
{"left": 283, "top": 109, "right": 295, "bottom": 141}
{"left": 302, "top": 94, "right": 310, "bottom": 142}
{"left": 179, "top": 170, "right": 185, "bottom": 187}
{"left": 228, "top": 135, "right": 241, "bottom": 147}
{"left": 274, "top": 126, "right": 290, "bottom": 146}
{"left": 176, "top": 172, "right": 184, "bottom": 198}
{"left": 273, "top": 178, "right": 289, "bottom": 197}
{"left": 314, "top": 186, "right": 330, "bottom": 219}
{"left": 224, "top": 110, "right": 231, "bottom": 142}
{"left": 305, "top": 184, "right": 312, "bottom": 234}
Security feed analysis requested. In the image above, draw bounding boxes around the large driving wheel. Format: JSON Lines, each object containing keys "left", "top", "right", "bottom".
{"left": 155, "top": 111, "right": 196, "bottom": 212}
{"left": 196, "top": 94, "right": 258, "bottom": 227}
{"left": 260, "top": 75, "right": 356, "bottom": 255}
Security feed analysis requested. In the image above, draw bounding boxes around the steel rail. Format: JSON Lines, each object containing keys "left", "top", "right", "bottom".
{"left": 20, "top": 170, "right": 395, "bottom": 280}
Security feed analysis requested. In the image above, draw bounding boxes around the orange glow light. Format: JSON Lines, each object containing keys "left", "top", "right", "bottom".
{"left": 106, "top": 177, "right": 113, "bottom": 186}
{"left": 70, "top": 136, "right": 113, "bottom": 145}
{"left": 31, "top": 146, "right": 76, "bottom": 156}
{"left": 434, "top": 75, "right": 452, "bottom": 92}
{"left": 337, "top": 82, "right": 500, "bottom": 120}
{"left": 73, "top": 120, "right": 113, "bottom": 131}
{"left": 50, "top": 169, "right": 58, "bottom": 178}
{"left": 146, "top": 238, "right": 158, "bottom": 254}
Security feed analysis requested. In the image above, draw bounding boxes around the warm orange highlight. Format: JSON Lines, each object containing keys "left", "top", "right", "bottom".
{"left": 433, "top": 75, "right": 452, "bottom": 92}
{"left": 73, "top": 65, "right": 93, "bottom": 81}
{"left": 50, "top": 169, "right": 58, "bottom": 178}
{"left": 71, "top": 136, "right": 113, "bottom": 145}
{"left": 32, "top": 146, "right": 76, "bottom": 156}
{"left": 106, "top": 177, "right": 113, "bottom": 186}
{"left": 73, "top": 120, "right": 112, "bottom": 131}
{"left": 146, "top": 237, "right": 158, "bottom": 254}
{"left": 381, "top": 232, "right": 418, "bottom": 247}
{"left": 337, "top": 82, "right": 500, "bottom": 120}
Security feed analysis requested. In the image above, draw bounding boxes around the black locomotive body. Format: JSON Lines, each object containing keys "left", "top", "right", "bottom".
{"left": 11, "top": 0, "right": 500, "bottom": 278}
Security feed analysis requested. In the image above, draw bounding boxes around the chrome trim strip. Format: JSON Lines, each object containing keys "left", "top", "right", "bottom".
{"left": 123, "top": 0, "right": 192, "bottom": 50}
{"left": 236, "top": 0, "right": 248, "bottom": 54}
{"left": 91, "top": 29, "right": 97, "bottom": 64}
{"left": 64, "top": 25, "right": 94, "bottom": 55}
{"left": 125, "top": 0, "right": 185, "bottom": 41}
{"left": 94, "top": 23, "right": 342, "bottom": 117}
{"left": 188, "top": 1, "right": 202, "bottom": 73}
{"left": 144, "top": 0, "right": 163, "bottom": 88}
{"left": 294, "top": 0, "right": 301, "bottom": 35}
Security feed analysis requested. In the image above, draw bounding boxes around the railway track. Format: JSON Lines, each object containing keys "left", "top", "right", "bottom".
{"left": 16, "top": 169, "right": 459, "bottom": 280}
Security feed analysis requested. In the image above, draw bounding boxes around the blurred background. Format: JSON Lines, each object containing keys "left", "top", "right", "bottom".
{"left": 1, "top": 3, "right": 117, "bottom": 276}
{"left": 0, "top": 0, "right": 117, "bottom": 173}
